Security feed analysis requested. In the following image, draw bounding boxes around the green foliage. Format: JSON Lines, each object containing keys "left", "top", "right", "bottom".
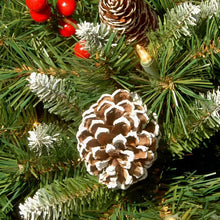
{"left": 19, "top": 175, "right": 121, "bottom": 220}
{"left": 0, "top": 0, "right": 220, "bottom": 218}
{"left": 147, "top": 1, "right": 220, "bottom": 58}
{"left": 130, "top": 42, "right": 214, "bottom": 157}
{"left": 108, "top": 202, "right": 161, "bottom": 220}
{"left": 146, "top": 0, "right": 175, "bottom": 15}
{"left": 162, "top": 172, "right": 220, "bottom": 220}
{"left": 166, "top": 96, "right": 220, "bottom": 156}
{"left": 0, "top": 99, "right": 80, "bottom": 216}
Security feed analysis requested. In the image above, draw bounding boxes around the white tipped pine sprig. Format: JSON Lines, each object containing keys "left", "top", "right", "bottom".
{"left": 162, "top": 0, "right": 219, "bottom": 41}
{"left": 19, "top": 188, "right": 53, "bottom": 220}
{"left": 200, "top": 0, "right": 219, "bottom": 19}
{"left": 206, "top": 87, "right": 220, "bottom": 118}
{"left": 76, "top": 21, "right": 112, "bottom": 52}
{"left": 163, "top": 2, "right": 200, "bottom": 39}
{"left": 28, "top": 72, "right": 63, "bottom": 102}
{"left": 27, "top": 72, "right": 76, "bottom": 121}
{"left": 28, "top": 123, "right": 60, "bottom": 156}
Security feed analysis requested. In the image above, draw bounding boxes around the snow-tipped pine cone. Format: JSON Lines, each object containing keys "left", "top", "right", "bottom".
{"left": 99, "top": 0, "right": 158, "bottom": 45}
{"left": 77, "top": 89, "right": 160, "bottom": 189}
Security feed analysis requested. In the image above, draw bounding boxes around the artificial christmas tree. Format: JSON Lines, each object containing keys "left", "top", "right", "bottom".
{"left": 0, "top": 0, "right": 220, "bottom": 219}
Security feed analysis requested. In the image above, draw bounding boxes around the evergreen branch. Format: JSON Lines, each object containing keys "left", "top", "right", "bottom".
{"left": 98, "top": 32, "right": 139, "bottom": 75}
{"left": 203, "top": 87, "right": 220, "bottom": 118}
{"left": 0, "top": 140, "right": 82, "bottom": 216}
{"left": 164, "top": 2, "right": 200, "bottom": 39}
{"left": 147, "top": 1, "right": 200, "bottom": 52}
{"left": 146, "top": 0, "right": 175, "bottom": 15}
{"left": 0, "top": 34, "right": 79, "bottom": 111}
{"left": 0, "top": 150, "right": 29, "bottom": 216}
{"left": 0, "top": 99, "right": 80, "bottom": 215}
{"left": 128, "top": 41, "right": 218, "bottom": 156}
{"left": 166, "top": 87, "right": 220, "bottom": 157}
{"left": 147, "top": 0, "right": 220, "bottom": 53}
{"left": 1, "top": 0, "right": 137, "bottom": 115}
{"left": 70, "top": 0, "right": 99, "bottom": 22}
{"left": 107, "top": 202, "right": 161, "bottom": 220}
{"left": 27, "top": 72, "right": 78, "bottom": 121}
{"left": 19, "top": 175, "right": 121, "bottom": 220}
{"left": 161, "top": 172, "right": 220, "bottom": 220}
{"left": 0, "top": 99, "right": 37, "bottom": 145}
{"left": 185, "top": 15, "right": 220, "bottom": 85}
{"left": 133, "top": 43, "right": 213, "bottom": 132}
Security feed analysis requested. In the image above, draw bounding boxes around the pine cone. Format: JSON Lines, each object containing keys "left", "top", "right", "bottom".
{"left": 99, "top": 0, "right": 158, "bottom": 45}
{"left": 77, "top": 89, "right": 160, "bottom": 189}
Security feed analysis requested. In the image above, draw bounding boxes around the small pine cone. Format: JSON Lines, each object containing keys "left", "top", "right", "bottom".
{"left": 99, "top": 0, "right": 158, "bottom": 45}
{"left": 77, "top": 89, "right": 160, "bottom": 190}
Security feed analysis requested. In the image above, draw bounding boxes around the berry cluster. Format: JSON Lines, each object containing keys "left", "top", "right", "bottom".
{"left": 26, "top": 0, "right": 90, "bottom": 58}
{"left": 57, "top": 0, "right": 77, "bottom": 37}
{"left": 26, "top": 0, "right": 51, "bottom": 22}
{"left": 26, "top": 0, "right": 77, "bottom": 37}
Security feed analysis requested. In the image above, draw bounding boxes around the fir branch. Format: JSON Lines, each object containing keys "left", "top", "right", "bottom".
{"left": 0, "top": 138, "right": 82, "bottom": 217}
{"left": 96, "top": 32, "right": 139, "bottom": 76}
{"left": 166, "top": 88, "right": 220, "bottom": 157}
{"left": 19, "top": 175, "right": 121, "bottom": 220}
{"left": 192, "top": 38, "right": 220, "bottom": 61}
{"left": 146, "top": 0, "right": 175, "bottom": 15}
{"left": 147, "top": 0, "right": 220, "bottom": 53}
{"left": 71, "top": 31, "right": 138, "bottom": 95}
{"left": 161, "top": 172, "right": 220, "bottom": 219}
{"left": 147, "top": 1, "right": 201, "bottom": 51}
{"left": 133, "top": 43, "right": 212, "bottom": 132}
{"left": 0, "top": 99, "right": 80, "bottom": 215}
{"left": 27, "top": 72, "right": 77, "bottom": 121}
{"left": 0, "top": 99, "right": 37, "bottom": 148}
{"left": 107, "top": 202, "right": 161, "bottom": 220}
{"left": 128, "top": 40, "right": 218, "bottom": 156}
{"left": 0, "top": 72, "right": 35, "bottom": 111}
{"left": 0, "top": 150, "right": 30, "bottom": 216}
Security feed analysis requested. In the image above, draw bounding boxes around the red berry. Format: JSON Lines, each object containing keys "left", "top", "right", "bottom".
{"left": 74, "top": 40, "right": 91, "bottom": 59}
{"left": 30, "top": 4, "right": 51, "bottom": 22}
{"left": 26, "top": 0, "right": 47, "bottom": 12}
{"left": 57, "top": 0, "right": 76, "bottom": 17}
{"left": 59, "top": 18, "right": 77, "bottom": 37}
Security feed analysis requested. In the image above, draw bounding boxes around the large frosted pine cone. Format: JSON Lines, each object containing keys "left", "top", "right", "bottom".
{"left": 99, "top": 0, "right": 158, "bottom": 45}
{"left": 77, "top": 89, "right": 160, "bottom": 190}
